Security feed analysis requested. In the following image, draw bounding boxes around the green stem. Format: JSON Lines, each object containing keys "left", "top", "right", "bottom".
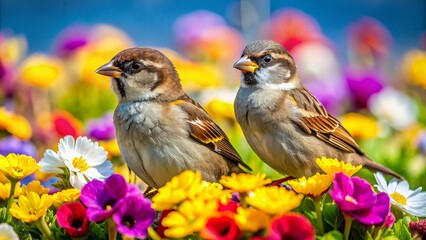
{"left": 373, "top": 227, "right": 383, "bottom": 240}
{"left": 107, "top": 218, "right": 117, "bottom": 240}
{"left": 343, "top": 215, "right": 354, "bottom": 240}
{"left": 35, "top": 216, "right": 55, "bottom": 240}
{"left": 5, "top": 180, "right": 17, "bottom": 222}
{"left": 313, "top": 196, "right": 324, "bottom": 235}
{"left": 147, "top": 226, "right": 162, "bottom": 240}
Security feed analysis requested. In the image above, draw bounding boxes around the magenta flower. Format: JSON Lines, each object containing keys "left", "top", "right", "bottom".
{"left": 56, "top": 202, "right": 89, "bottom": 238}
{"left": 345, "top": 68, "right": 384, "bottom": 109}
{"left": 86, "top": 113, "right": 115, "bottom": 141}
{"left": 112, "top": 195, "right": 155, "bottom": 238}
{"left": 330, "top": 173, "right": 390, "bottom": 225}
{"left": 80, "top": 174, "right": 140, "bottom": 222}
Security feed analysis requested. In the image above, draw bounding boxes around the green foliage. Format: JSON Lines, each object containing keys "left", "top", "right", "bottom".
{"left": 318, "top": 230, "right": 343, "bottom": 240}
{"left": 392, "top": 216, "right": 412, "bottom": 240}
{"left": 323, "top": 203, "right": 344, "bottom": 231}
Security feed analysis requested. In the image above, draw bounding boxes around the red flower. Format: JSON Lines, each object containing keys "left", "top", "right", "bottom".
{"left": 201, "top": 215, "right": 241, "bottom": 240}
{"left": 56, "top": 202, "right": 89, "bottom": 238}
{"left": 267, "top": 213, "right": 315, "bottom": 240}
{"left": 157, "top": 209, "right": 173, "bottom": 238}
{"left": 218, "top": 201, "right": 240, "bottom": 214}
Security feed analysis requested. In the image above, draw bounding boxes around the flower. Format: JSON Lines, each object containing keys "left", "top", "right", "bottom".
{"left": 266, "top": 213, "right": 315, "bottom": 240}
{"left": 162, "top": 198, "right": 218, "bottom": 238}
{"left": 0, "top": 108, "right": 32, "bottom": 140}
{"left": 57, "top": 202, "right": 89, "bottom": 238}
{"left": 219, "top": 173, "right": 272, "bottom": 193}
{"left": 0, "top": 136, "right": 37, "bottom": 157}
{"left": 234, "top": 207, "right": 270, "bottom": 232}
{"left": 86, "top": 112, "right": 115, "bottom": 141}
{"left": 246, "top": 186, "right": 303, "bottom": 215}
{"left": 341, "top": 113, "right": 380, "bottom": 140}
{"left": 52, "top": 188, "right": 81, "bottom": 208}
{"left": 374, "top": 172, "right": 426, "bottom": 217}
{"left": 9, "top": 192, "right": 53, "bottom": 222}
{"left": 53, "top": 25, "right": 90, "bottom": 56}
{"left": 80, "top": 174, "right": 140, "bottom": 222}
{"left": 0, "top": 153, "right": 39, "bottom": 181}
{"left": 21, "top": 181, "right": 49, "bottom": 196}
{"left": 368, "top": 88, "right": 417, "bottom": 129}
{"left": 152, "top": 170, "right": 203, "bottom": 211}
{"left": 315, "top": 157, "right": 362, "bottom": 177}
{"left": 200, "top": 215, "right": 241, "bottom": 240}
{"left": 409, "top": 219, "right": 426, "bottom": 236}
{"left": 0, "top": 182, "right": 21, "bottom": 200}
{"left": 344, "top": 68, "right": 384, "bottom": 109}
{"left": 20, "top": 53, "right": 63, "bottom": 88}
{"left": 330, "top": 173, "right": 390, "bottom": 225}
{"left": 383, "top": 212, "right": 395, "bottom": 228}
{"left": 39, "top": 135, "right": 113, "bottom": 189}
{"left": 112, "top": 195, "right": 155, "bottom": 238}
{"left": 402, "top": 50, "right": 426, "bottom": 88}
{"left": 52, "top": 111, "right": 82, "bottom": 138}
{"left": 0, "top": 223, "right": 19, "bottom": 240}
{"left": 288, "top": 173, "right": 333, "bottom": 197}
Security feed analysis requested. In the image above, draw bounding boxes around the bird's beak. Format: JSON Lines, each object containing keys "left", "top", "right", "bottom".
{"left": 96, "top": 62, "right": 122, "bottom": 78}
{"left": 233, "top": 55, "right": 258, "bottom": 73}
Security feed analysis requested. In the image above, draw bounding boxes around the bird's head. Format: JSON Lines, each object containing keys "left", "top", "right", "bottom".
{"left": 234, "top": 40, "right": 300, "bottom": 90}
{"left": 96, "top": 47, "right": 183, "bottom": 102}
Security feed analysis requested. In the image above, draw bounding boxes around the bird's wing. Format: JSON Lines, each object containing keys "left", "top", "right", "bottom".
{"left": 289, "top": 88, "right": 364, "bottom": 155}
{"left": 171, "top": 95, "right": 252, "bottom": 171}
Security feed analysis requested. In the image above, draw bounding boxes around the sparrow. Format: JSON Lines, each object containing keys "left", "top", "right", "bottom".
{"left": 233, "top": 40, "right": 401, "bottom": 179}
{"left": 96, "top": 47, "right": 251, "bottom": 189}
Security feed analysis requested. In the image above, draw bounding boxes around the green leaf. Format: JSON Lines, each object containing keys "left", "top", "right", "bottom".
{"left": 323, "top": 203, "right": 344, "bottom": 231}
{"left": 318, "top": 230, "right": 343, "bottom": 240}
{"left": 392, "top": 216, "right": 412, "bottom": 240}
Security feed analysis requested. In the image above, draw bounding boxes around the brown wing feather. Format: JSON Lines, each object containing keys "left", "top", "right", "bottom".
{"left": 290, "top": 88, "right": 365, "bottom": 155}
{"left": 172, "top": 95, "right": 252, "bottom": 171}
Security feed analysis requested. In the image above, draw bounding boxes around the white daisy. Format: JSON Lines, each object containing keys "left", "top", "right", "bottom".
{"left": 39, "top": 135, "right": 113, "bottom": 189}
{"left": 374, "top": 172, "right": 426, "bottom": 217}
{"left": 0, "top": 223, "right": 19, "bottom": 240}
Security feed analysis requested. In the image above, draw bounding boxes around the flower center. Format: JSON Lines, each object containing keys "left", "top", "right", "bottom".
{"left": 71, "top": 219, "right": 83, "bottom": 229}
{"left": 122, "top": 215, "right": 136, "bottom": 228}
{"left": 390, "top": 192, "right": 407, "bottom": 205}
{"left": 345, "top": 195, "right": 358, "bottom": 205}
{"left": 12, "top": 167, "right": 23, "bottom": 175}
{"left": 72, "top": 157, "right": 90, "bottom": 172}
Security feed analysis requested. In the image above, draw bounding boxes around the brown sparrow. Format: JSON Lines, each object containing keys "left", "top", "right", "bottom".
{"left": 96, "top": 47, "right": 251, "bottom": 189}
{"left": 233, "top": 40, "right": 401, "bottom": 179}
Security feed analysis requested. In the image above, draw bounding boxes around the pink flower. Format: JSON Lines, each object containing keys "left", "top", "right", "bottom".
{"left": 201, "top": 215, "right": 241, "bottom": 240}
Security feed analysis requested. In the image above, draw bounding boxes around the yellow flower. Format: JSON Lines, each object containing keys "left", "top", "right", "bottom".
{"left": 315, "top": 157, "right": 362, "bottom": 177}
{"left": 162, "top": 198, "right": 218, "bottom": 238}
{"left": 288, "top": 173, "right": 333, "bottom": 197}
{"left": 0, "top": 182, "right": 21, "bottom": 200}
{"left": 0, "top": 35, "right": 27, "bottom": 65}
{"left": 52, "top": 188, "right": 81, "bottom": 208}
{"left": 0, "top": 154, "right": 39, "bottom": 181}
{"left": 234, "top": 207, "right": 270, "bottom": 232}
{"left": 198, "top": 181, "right": 231, "bottom": 204}
{"left": 20, "top": 54, "right": 62, "bottom": 88}
{"left": 99, "top": 139, "right": 121, "bottom": 158}
{"left": 9, "top": 192, "right": 52, "bottom": 222}
{"left": 205, "top": 99, "right": 236, "bottom": 120}
{"left": 152, "top": 170, "right": 203, "bottom": 210}
{"left": 341, "top": 113, "right": 380, "bottom": 140}
{"left": 220, "top": 173, "right": 272, "bottom": 193}
{"left": 0, "top": 108, "right": 32, "bottom": 140}
{"left": 246, "top": 186, "right": 304, "bottom": 215}
{"left": 402, "top": 50, "right": 426, "bottom": 88}
{"left": 21, "top": 181, "right": 49, "bottom": 196}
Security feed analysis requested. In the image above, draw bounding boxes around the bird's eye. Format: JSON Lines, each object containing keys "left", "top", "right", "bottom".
{"left": 263, "top": 54, "right": 272, "bottom": 63}
{"left": 131, "top": 62, "right": 144, "bottom": 71}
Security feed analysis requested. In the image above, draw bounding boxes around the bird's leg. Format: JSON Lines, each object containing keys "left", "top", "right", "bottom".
{"left": 269, "top": 176, "right": 295, "bottom": 186}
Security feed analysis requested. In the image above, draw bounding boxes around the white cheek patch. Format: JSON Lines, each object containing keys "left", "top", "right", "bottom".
{"left": 261, "top": 81, "right": 297, "bottom": 91}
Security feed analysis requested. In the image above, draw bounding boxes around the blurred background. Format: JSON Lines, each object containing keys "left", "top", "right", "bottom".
{"left": 1, "top": 0, "right": 425, "bottom": 188}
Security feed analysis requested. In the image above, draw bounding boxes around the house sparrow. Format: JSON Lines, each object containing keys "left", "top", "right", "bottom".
{"left": 233, "top": 40, "right": 401, "bottom": 179}
{"left": 96, "top": 47, "right": 251, "bottom": 189}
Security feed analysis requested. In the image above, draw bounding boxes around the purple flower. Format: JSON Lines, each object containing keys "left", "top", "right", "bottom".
{"left": 330, "top": 173, "right": 390, "bottom": 225}
{"left": 54, "top": 25, "right": 90, "bottom": 57}
{"left": 112, "top": 195, "right": 155, "bottom": 238}
{"left": 80, "top": 174, "right": 140, "bottom": 222}
{"left": 86, "top": 113, "right": 115, "bottom": 141}
{"left": 0, "top": 136, "right": 37, "bottom": 158}
{"left": 345, "top": 68, "right": 384, "bottom": 109}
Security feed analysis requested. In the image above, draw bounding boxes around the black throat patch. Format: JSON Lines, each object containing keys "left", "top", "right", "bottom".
{"left": 244, "top": 72, "right": 257, "bottom": 86}
{"left": 114, "top": 78, "right": 126, "bottom": 97}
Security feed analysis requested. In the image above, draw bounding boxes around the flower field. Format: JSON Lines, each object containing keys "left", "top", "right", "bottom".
{"left": 1, "top": 8, "right": 426, "bottom": 240}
